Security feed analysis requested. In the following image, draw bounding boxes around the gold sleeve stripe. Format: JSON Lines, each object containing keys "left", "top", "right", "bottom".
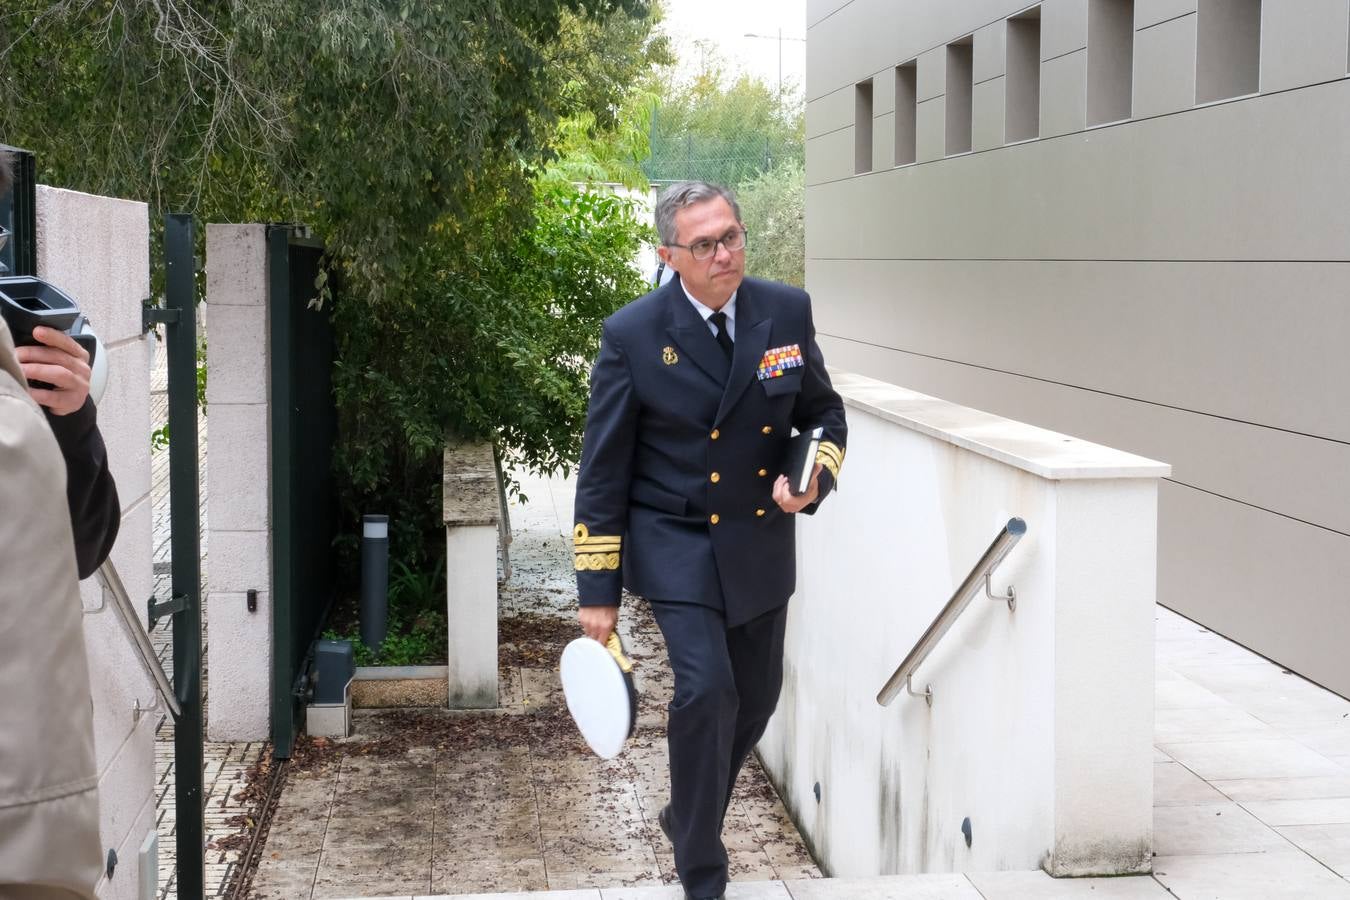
{"left": 817, "top": 442, "right": 844, "bottom": 465}
{"left": 574, "top": 524, "right": 622, "bottom": 549}
{"left": 574, "top": 524, "right": 622, "bottom": 570}
{"left": 816, "top": 441, "right": 845, "bottom": 480}
{"left": 575, "top": 552, "right": 621, "bottom": 571}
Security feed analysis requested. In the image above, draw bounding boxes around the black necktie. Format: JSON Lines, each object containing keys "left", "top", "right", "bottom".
{"left": 710, "top": 311, "right": 734, "bottom": 360}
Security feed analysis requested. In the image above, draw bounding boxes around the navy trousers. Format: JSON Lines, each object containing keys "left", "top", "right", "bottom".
{"left": 650, "top": 599, "right": 790, "bottom": 898}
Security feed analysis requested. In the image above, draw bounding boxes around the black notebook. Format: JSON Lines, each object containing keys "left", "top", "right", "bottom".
{"left": 781, "top": 427, "right": 824, "bottom": 495}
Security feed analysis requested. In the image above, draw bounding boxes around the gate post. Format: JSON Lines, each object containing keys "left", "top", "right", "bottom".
{"left": 204, "top": 225, "right": 273, "bottom": 741}
{"left": 206, "top": 224, "right": 335, "bottom": 757}
{"left": 443, "top": 441, "right": 500, "bottom": 708}
{"left": 163, "top": 213, "right": 205, "bottom": 900}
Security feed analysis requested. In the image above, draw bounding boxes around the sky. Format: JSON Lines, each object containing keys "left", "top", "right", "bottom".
{"left": 658, "top": 0, "right": 809, "bottom": 95}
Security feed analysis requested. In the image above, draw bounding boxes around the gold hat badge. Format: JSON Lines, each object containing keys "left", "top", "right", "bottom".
{"left": 662, "top": 346, "right": 678, "bottom": 365}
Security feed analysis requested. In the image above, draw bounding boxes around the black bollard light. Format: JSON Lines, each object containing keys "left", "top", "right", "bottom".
{"left": 360, "top": 514, "right": 390, "bottom": 652}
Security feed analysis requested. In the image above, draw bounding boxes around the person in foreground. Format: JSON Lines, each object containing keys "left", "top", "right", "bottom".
{"left": 573, "top": 181, "right": 847, "bottom": 899}
{"left": 0, "top": 149, "right": 104, "bottom": 897}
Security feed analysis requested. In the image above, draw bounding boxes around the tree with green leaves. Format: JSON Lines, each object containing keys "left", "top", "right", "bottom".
{"left": 643, "top": 50, "right": 804, "bottom": 188}
{"left": 737, "top": 158, "right": 805, "bottom": 288}
{"left": 1, "top": 0, "right": 664, "bottom": 570}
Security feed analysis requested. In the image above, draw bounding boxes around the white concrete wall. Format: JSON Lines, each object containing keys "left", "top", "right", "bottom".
{"left": 758, "top": 370, "right": 1167, "bottom": 878}
{"left": 805, "top": 2, "right": 1350, "bottom": 698}
{"left": 204, "top": 224, "right": 273, "bottom": 740}
{"left": 445, "top": 526, "right": 499, "bottom": 708}
{"left": 36, "top": 186, "right": 157, "bottom": 900}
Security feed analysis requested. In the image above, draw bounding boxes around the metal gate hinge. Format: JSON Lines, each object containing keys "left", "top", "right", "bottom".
{"left": 142, "top": 305, "right": 180, "bottom": 332}
{"left": 147, "top": 592, "right": 188, "bottom": 631}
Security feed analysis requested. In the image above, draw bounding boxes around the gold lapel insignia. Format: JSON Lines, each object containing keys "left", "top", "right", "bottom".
{"left": 662, "top": 346, "right": 679, "bottom": 366}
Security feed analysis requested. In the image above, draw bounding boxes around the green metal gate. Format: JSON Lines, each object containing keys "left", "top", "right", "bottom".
{"left": 143, "top": 213, "right": 206, "bottom": 899}
{"left": 268, "top": 225, "right": 339, "bottom": 758}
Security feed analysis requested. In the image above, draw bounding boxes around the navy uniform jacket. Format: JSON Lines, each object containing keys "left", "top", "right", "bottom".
{"left": 574, "top": 276, "right": 847, "bottom": 627}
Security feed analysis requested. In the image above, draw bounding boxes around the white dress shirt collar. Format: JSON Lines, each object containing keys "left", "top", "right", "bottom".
{"left": 681, "top": 282, "right": 737, "bottom": 340}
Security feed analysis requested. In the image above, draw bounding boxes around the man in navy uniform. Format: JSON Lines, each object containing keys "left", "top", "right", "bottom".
{"left": 574, "top": 181, "right": 846, "bottom": 900}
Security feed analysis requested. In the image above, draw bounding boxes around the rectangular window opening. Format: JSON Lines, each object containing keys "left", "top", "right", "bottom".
{"left": 894, "top": 61, "right": 917, "bottom": 166}
{"left": 946, "top": 38, "right": 974, "bottom": 155}
{"left": 855, "top": 78, "right": 874, "bottom": 174}
{"left": 1196, "top": 0, "right": 1262, "bottom": 104}
{"left": 1088, "top": 0, "right": 1134, "bottom": 125}
{"left": 1005, "top": 8, "right": 1042, "bottom": 143}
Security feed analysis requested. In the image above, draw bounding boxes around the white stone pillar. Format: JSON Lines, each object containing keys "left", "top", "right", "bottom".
{"left": 1049, "top": 478, "right": 1157, "bottom": 876}
{"left": 204, "top": 224, "right": 272, "bottom": 740}
{"left": 36, "top": 185, "right": 157, "bottom": 900}
{"left": 443, "top": 441, "right": 500, "bottom": 708}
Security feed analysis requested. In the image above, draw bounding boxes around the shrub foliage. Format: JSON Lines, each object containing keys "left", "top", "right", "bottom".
{"left": 0, "top": 0, "right": 660, "bottom": 574}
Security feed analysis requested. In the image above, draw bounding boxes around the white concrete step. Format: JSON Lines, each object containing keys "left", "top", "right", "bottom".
{"left": 333, "top": 870, "right": 1173, "bottom": 900}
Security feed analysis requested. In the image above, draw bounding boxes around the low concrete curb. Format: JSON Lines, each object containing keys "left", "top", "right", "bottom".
{"left": 352, "top": 665, "right": 450, "bottom": 708}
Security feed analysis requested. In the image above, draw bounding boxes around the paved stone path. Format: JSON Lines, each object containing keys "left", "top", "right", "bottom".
{"left": 250, "top": 468, "right": 821, "bottom": 898}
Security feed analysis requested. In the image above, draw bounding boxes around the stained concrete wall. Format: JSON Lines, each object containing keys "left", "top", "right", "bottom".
{"left": 36, "top": 186, "right": 157, "bottom": 899}
{"left": 204, "top": 224, "right": 273, "bottom": 740}
{"left": 758, "top": 370, "right": 1168, "bottom": 877}
{"left": 805, "top": 2, "right": 1350, "bottom": 696}
{"left": 443, "top": 442, "right": 501, "bottom": 709}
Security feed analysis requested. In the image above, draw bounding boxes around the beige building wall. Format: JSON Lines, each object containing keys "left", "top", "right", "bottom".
{"left": 805, "top": 1, "right": 1350, "bottom": 696}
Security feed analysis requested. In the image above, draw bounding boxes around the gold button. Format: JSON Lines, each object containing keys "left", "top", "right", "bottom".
{"left": 710, "top": 514, "right": 721, "bottom": 525}
{"left": 711, "top": 429, "right": 720, "bottom": 440}
{"left": 758, "top": 468, "right": 768, "bottom": 477}
{"left": 756, "top": 508, "right": 766, "bottom": 517}
{"left": 710, "top": 472, "right": 721, "bottom": 483}
{"left": 762, "top": 426, "right": 773, "bottom": 434}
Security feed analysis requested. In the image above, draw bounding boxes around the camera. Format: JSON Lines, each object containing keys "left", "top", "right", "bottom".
{"left": 0, "top": 276, "right": 108, "bottom": 404}
{"left": 0, "top": 276, "right": 98, "bottom": 363}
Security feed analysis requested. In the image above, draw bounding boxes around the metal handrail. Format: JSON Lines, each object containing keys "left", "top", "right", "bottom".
{"left": 96, "top": 561, "right": 182, "bottom": 719}
{"left": 876, "top": 517, "right": 1027, "bottom": 707}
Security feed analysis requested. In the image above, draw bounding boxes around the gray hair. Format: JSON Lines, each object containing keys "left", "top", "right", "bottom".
{"left": 655, "top": 181, "right": 742, "bottom": 246}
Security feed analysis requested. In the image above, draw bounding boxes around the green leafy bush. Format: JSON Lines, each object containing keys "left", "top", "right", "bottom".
{"left": 2, "top": 0, "right": 662, "bottom": 575}
{"left": 323, "top": 552, "right": 448, "bottom": 665}
{"left": 330, "top": 181, "right": 650, "bottom": 569}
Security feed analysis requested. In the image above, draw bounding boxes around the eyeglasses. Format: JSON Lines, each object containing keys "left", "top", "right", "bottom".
{"left": 666, "top": 228, "right": 748, "bottom": 261}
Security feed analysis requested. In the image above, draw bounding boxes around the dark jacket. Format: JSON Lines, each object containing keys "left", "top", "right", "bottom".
{"left": 574, "top": 276, "right": 847, "bottom": 627}
{"left": 46, "top": 398, "right": 119, "bottom": 579}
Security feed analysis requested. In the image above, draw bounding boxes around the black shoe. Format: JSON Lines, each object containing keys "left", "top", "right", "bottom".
{"left": 658, "top": 803, "right": 674, "bottom": 843}
{"left": 660, "top": 806, "right": 725, "bottom": 899}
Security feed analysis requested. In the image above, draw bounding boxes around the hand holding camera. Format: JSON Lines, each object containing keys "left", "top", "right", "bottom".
{"left": 15, "top": 325, "right": 92, "bottom": 415}
{"left": 0, "top": 275, "right": 107, "bottom": 414}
